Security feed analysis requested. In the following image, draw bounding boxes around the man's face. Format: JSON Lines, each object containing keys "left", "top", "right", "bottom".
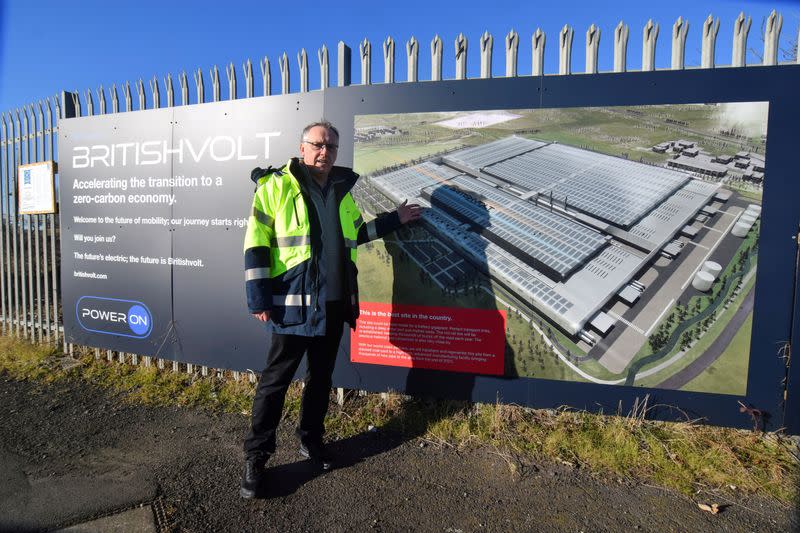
{"left": 300, "top": 126, "right": 338, "bottom": 180}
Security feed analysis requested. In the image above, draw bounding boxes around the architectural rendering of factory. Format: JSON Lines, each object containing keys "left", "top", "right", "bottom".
{"left": 364, "top": 135, "right": 742, "bottom": 346}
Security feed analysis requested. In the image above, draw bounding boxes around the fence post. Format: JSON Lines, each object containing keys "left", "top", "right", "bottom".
{"left": 227, "top": 62, "right": 237, "bottom": 100}
{"left": 85, "top": 89, "right": 94, "bottom": 116}
{"left": 123, "top": 81, "right": 133, "bottom": 111}
{"left": 243, "top": 59, "right": 254, "bottom": 98}
{"left": 559, "top": 25, "right": 573, "bottom": 75}
{"left": 280, "top": 52, "right": 290, "bottom": 94}
{"left": 14, "top": 109, "right": 28, "bottom": 339}
{"left": 298, "top": 49, "right": 309, "bottom": 93}
{"left": 406, "top": 37, "right": 419, "bottom": 82}
{"left": 137, "top": 79, "right": 147, "bottom": 110}
{"left": 642, "top": 19, "right": 659, "bottom": 71}
{"left": 210, "top": 65, "right": 220, "bottom": 102}
{"left": 480, "top": 31, "right": 492, "bottom": 79}
{"left": 97, "top": 86, "right": 106, "bottom": 114}
{"left": 110, "top": 84, "right": 119, "bottom": 113}
{"left": 431, "top": 35, "right": 443, "bottom": 81}
{"left": 48, "top": 97, "right": 59, "bottom": 346}
{"left": 150, "top": 76, "right": 160, "bottom": 108}
{"left": 194, "top": 68, "right": 205, "bottom": 104}
{"left": 0, "top": 114, "right": 6, "bottom": 335}
{"left": 383, "top": 36, "right": 395, "bottom": 84}
{"left": 318, "top": 45, "right": 330, "bottom": 90}
{"left": 164, "top": 74, "right": 174, "bottom": 107}
{"left": 614, "top": 21, "right": 629, "bottom": 72}
{"left": 29, "top": 104, "right": 43, "bottom": 343}
{"left": 732, "top": 12, "right": 751, "bottom": 67}
{"left": 763, "top": 10, "right": 782, "bottom": 66}
{"left": 585, "top": 24, "right": 600, "bottom": 74}
{"left": 455, "top": 33, "right": 467, "bottom": 80}
{"left": 505, "top": 29, "right": 518, "bottom": 77}
{"left": 701, "top": 15, "right": 720, "bottom": 68}
{"left": 532, "top": 29, "right": 545, "bottom": 76}
{"left": 180, "top": 71, "right": 189, "bottom": 105}
{"left": 260, "top": 57, "right": 272, "bottom": 96}
{"left": 36, "top": 101, "right": 51, "bottom": 343}
{"left": 360, "top": 39, "right": 372, "bottom": 85}
{"left": 338, "top": 42, "right": 351, "bottom": 87}
{"left": 671, "top": 17, "right": 689, "bottom": 70}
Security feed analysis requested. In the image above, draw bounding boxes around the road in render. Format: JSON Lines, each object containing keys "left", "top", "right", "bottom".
{"left": 0, "top": 375, "right": 794, "bottom": 532}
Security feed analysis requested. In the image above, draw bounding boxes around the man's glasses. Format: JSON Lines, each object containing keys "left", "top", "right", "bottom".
{"left": 303, "top": 140, "right": 338, "bottom": 151}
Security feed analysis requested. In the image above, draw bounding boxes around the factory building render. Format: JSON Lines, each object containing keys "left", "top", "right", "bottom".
{"left": 366, "top": 136, "right": 720, "bottom": 343}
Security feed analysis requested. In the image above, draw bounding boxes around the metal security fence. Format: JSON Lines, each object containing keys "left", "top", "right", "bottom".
{"left": 0, "top": 101, "right": 61, "bottom": 346}
{"left": 0, "top": 9, "right": 795, "bottom": 378}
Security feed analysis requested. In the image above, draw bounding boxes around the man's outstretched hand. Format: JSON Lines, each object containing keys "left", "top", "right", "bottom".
{"left": 397, "top": 199, "right": 423, "bottom": 224}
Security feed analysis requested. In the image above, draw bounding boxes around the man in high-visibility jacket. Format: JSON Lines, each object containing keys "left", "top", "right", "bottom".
{"left": 240, "top": 121, "right": 421, "bottom": 498}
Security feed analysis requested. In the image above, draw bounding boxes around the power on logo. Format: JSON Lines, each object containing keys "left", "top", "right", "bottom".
{"left": 76, "top": 296, "right": 153, "bottom": 338}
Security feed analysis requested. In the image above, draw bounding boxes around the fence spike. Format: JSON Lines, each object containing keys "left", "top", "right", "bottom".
{"left": 164, "top": 73, "right": 174, "bottom": 107}
{"left": 337, "top": 42, "right": 351, "bottom": 87}
{"left": 505, "top": 29, "right": 519, "bottom": 77}
{"left": 110, "top": 84, "right": 119, "bottom": 114}
{"left": 179, "top": 71, "right": 189, "bottom": 105}
{"left": 671, "top": 17, "right": 689, "bottom": 70}
{"left": 243, "top": 59, "right": 254, "bottom": 98}
{"left": 279, "top": 52, "right": 290, "bottom": 94}
{"left": 406, "top": 37, "right": 419, "bottom": 82}
{"left": 642, "top": 19, "right": 659, "bottom": 71}
{"left": 360, "top": 38, "right": 371, "bottom": 85}
{"left": 150, "top": 75, "right": 160, "bottom": 108}
{"left": 71, "top": 92, "right": 82, "bottom": 117}
{"left": 559, "top": 25, "right": 574, "bottom": 75}
{"left": 532, "top": 28, "right": 545, "bottom": 76}
{"left": 227, "top": 62, "right": 237, "bottom": 100}
{"left": 297, "top": 49, "right": 309, "bottom": 92}
{"left": 137, "top": 78, "right": 146, "bottom": 110}
{"left": 732, "top": 12, "right": 751, "bottom": 67}
{"left": 210, "top": 65, "right": 220, "bottom": 102}
{"left": 455, "top": 33, "right": 468, "bottom": 79}
{"left": 124, "top": 81, "right": 132, "bottom": 112}
{"left": 480, "top": 31, "right": 493, "bottom": 78}
{"left": 763, "top": 9, "right": 782, "bottom": 66}
{"left": 585, "top": 24, "right": 601, "bottom": 74}
{"left": 85, "top": 89, "right": 94, "bottom": 116}
{"left": 194, "top": 68, "right": 205, "bottom": 104}
{"left": 614, "top": 21, "right": 629, "bottom": 72}
{"left": 318, "top": 45, "right": 329, "bottom": 90}
{"left": 260, "top": 56, "right": 272, "bottom": 96}
{"left": 383, "top": 36, "right": 395, "bottom": 84}
{"left": 701, "top": 14, "right": 720, "bottom": 68}
{"left": 96, "top": 85, "right": 106, "bottom": 114}
{"left": 431, "top": 35, "right": 443, "bottom": 81}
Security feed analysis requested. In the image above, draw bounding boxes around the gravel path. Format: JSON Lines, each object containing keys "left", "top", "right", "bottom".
{"left": 0, "top": 374, "right": 795, "bottom": 532}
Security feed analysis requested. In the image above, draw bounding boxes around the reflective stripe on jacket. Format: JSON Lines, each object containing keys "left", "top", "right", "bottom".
{"left": 244, "top": 158, "right": 402, "bottom": 336}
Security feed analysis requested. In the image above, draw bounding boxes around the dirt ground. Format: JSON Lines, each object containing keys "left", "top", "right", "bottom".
{"left": 0, "top": 374, "right": 796, "bottom": 532}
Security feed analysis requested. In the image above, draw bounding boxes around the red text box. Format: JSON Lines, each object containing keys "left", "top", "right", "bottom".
{"left": 351, "top": 302, "right": 506, "bottom": 375}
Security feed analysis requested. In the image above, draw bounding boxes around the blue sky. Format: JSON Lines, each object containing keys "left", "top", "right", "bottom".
{"left": 0, "top": 0, "right": 798, "bottom": 113}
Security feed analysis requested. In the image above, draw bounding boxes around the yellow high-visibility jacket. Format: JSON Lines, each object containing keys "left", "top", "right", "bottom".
{"left": 244, "top": 158, "right": 401, "bottom": 335}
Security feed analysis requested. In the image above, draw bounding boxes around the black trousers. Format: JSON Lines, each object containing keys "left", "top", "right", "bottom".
{"left": 243, "top": 301, "right": 345, "bottom": 460}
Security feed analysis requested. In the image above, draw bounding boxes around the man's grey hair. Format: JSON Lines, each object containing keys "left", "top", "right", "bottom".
{"left": 301, "top": 121, "right": 339, "bottom": 142}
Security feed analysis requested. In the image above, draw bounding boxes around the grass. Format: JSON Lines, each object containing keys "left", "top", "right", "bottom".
{"left": 0, "top": 334, "right": 797, "bottom": 504}
{"left": 682, "top": 313, "right": 753, "bottom": 395}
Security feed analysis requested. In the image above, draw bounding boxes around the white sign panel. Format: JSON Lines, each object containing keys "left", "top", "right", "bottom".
{"left": 18, "top": 161, "right": 56, "bottom": 214}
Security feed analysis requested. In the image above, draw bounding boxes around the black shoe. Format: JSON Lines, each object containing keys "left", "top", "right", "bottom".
{"left": 239, "top": 457, "right": 266, "bottom": 499}
{"left": 299, "top": 441, "right": 334, "bottom": 471}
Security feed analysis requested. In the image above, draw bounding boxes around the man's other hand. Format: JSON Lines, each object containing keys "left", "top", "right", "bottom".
{"left": 253, "top": 311, "right": 270, "bottom": 322}
{"left": 397, "top": 199, "right": 422, "bottom": 224}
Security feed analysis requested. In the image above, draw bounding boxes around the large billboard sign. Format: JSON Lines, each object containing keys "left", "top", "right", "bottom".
{"left": 60, "top": 66, "right": 800, "bottom": 431}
